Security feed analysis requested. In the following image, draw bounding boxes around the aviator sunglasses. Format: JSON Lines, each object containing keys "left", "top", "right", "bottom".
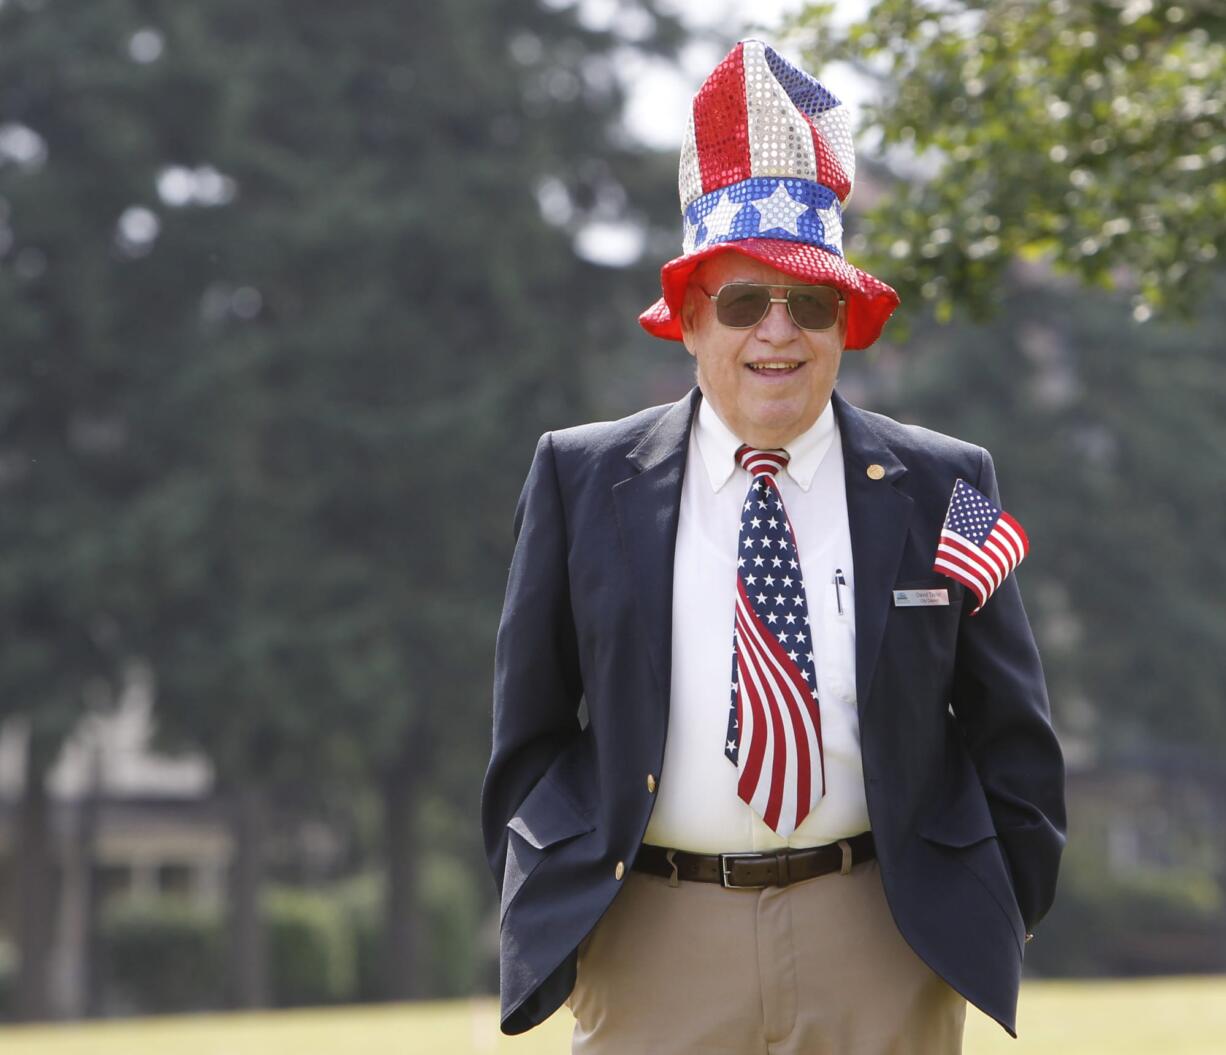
{"left": 704, "top": 281, "right": 844, "bottom": 331}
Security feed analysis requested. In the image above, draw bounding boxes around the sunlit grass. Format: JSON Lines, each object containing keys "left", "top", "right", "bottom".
{"left": 0, "top": 977, "right": 1223, "bottom": 1054}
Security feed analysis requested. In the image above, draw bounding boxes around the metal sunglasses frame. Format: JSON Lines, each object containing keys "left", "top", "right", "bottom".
{"left": 704, "top": 281, "right": 845, "bottom": 331}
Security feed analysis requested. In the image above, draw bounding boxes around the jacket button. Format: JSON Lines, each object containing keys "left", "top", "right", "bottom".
{"left": 615, "top": 861, "right": 625, "bottom": 880}
{"left": 646, "top": 773, "right": 657, "bottom": 793}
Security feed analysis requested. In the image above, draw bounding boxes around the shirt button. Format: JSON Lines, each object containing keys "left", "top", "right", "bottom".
{"left": 614, "top": 861, "right": 625, "bottom": 880}
{"left": 646, "top": 773, "right": 657, "bottom": 793}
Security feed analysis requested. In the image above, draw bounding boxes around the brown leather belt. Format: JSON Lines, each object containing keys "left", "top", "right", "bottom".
{"left": 633, "top": 831, "right": 875, "bottom": 889}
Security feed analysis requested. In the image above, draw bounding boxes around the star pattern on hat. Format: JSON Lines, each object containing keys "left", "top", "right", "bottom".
{"left": 640, "top": 39, "right": 903, "bottom": 350}
{"left": 752, "top": 183, "right": 809, "bottom": 237}
{"left": 701, "top": 190, "right": 742, "bottom": 242}
{"left": 816, "top": 202, "right": 844, "bottom": 254}
{"left": 682, "top": 211, "right": 700, "bottom": 253}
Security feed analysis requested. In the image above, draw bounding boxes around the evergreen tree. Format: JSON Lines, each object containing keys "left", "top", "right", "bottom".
{"left": 0, "top": 0, "right": 683, "bottom": 1013}
{"left": 792, "top": 0, "right": 1226, "bottom": 753}
{"left": 799, "top": 0, "right": 1226, "bottom": 973}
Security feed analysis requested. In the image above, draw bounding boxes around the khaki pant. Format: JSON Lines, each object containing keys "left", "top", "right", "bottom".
{"left": 566, "top": 858, "right": 965, "bottom": 1055}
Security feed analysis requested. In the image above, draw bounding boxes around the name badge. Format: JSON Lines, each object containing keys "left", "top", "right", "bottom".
{"left": 893, "top": 588, "right": 949, "bottom": 607}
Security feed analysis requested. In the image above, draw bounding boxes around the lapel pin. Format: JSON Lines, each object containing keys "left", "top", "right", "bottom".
{"left": 866, "top": 463, "right": 885, "bottom": 480}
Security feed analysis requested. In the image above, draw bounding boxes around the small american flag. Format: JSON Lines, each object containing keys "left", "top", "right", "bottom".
{"left": 933, "top": 479, "right": 1029, "bottom": 615}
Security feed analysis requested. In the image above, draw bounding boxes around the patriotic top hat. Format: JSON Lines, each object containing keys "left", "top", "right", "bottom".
{"left": 639, "top": 39, "right": 900, "bottom": 350}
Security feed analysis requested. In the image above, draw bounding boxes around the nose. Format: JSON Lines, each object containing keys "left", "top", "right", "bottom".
{"left": 755, "top": 296, "right": 799, "bottom": 344}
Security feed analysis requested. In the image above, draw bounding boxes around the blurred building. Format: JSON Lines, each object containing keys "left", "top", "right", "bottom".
{"left": 0, "top": 673, "right": 225, "bottom": 1016}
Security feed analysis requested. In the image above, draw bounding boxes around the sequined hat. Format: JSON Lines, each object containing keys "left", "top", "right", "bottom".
{"left": 639, "top": 39, "right": 899, "bottom": 350}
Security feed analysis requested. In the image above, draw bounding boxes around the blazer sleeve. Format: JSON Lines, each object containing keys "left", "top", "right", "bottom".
{"left": 949, "top": 446, "right": 1067, "bottom": 933}
{"left": 480, "top": 432, "right": 584, "bottom": 894}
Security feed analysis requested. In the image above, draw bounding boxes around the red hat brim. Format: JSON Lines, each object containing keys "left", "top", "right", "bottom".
{"left": 639, "top": 239, "right": 900, "bottom": 351}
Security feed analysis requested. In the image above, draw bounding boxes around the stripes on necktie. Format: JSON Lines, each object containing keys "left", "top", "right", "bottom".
{"left": 738, "top": 448, "right": 789, "bottom": 477}
{"left": 725, "top": 443, "right": 826, "bottom": 835}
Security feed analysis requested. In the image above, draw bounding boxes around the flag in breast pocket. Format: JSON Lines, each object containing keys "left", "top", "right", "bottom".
{"left": 932, "top": 479, "right": 1029, "bottom": 615}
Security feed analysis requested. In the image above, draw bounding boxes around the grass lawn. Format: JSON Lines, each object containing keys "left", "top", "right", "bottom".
{"left": 0, "top": 977, "right": 1222, "bottom": 1054}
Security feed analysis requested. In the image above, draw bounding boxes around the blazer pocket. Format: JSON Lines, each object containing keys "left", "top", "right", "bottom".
{"left": 917, "top": 764, "right": 1025, "bottom": 945}
{"left": 917, "top": 738, "right": 998, "bottom": 848}
{"left": 917, "top": 795, "right": 997, "bottom": 848}
{"left": 507, "top": 772, "right": 595, "bottom": 849}
{"left": 501, "top": 772, "right": 596, "bottom": 922}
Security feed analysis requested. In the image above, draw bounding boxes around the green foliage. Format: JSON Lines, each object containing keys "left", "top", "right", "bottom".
{"left": 843, "top": 272, "right": 1226, "bottom": 752}
{"left": 418, "top": 853, "right": 483, "bottom": 998}
{"left": 98, "top": 900, "right": 225, "bottom": 1014}
{"left": 796, "top": 0, "right": 1226, "bottom": 761}
{"left": 98, "top": 887, "right": 371, "bottom": 1013}
{"left": 0, "top": 0, "right": 683, "bottom": 776}
{"left": 0, "top": 0, "right": 684, "bottom": 1005}
{"left": 0, "top": 940, "right": 15, "bottom": 1019}
{"left": 93, "top": 866, "right": 490, "bottom": 1014}
{"left": 793, "top": 0, "right": 1226, "bottom": 324}
{"left": 805, "top": 0, "right": 1226, "bottom": 974}
{"left": 329, "top": 873, "right": 384, "bottom": 1004}
{"left": 265, "top": 888, "right": 357, "bottom": 1007}
{"left": 1027, "top": 844, "right": 1226, "bottom": 977}
{"left": 331, "top": 861, "right": 483, "bottom": 1002}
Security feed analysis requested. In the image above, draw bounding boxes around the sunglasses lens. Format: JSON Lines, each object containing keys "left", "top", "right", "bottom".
{"left": 712, "top": 283, "right": 842, "bottom": 330}
{"left": 715, "top": 284, "right": 772, "bottom": 327}
{"left": 787, "top": 287, "right": 841, "bottom": 330}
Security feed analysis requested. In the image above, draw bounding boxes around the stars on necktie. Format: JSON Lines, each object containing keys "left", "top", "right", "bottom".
{"left": 725, "top": 445, "right": 826, "bottom": 834}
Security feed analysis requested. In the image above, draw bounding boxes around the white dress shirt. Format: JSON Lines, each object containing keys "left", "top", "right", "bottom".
{"left": 642, "top": 392, "right": 870, "bottom": 853}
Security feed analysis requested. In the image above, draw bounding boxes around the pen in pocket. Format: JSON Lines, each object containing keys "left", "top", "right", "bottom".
{"left": 833, "top": 568, "right": 847, "bottom": 613}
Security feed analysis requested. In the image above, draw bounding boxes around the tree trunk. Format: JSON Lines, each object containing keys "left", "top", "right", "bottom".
{"left": 79, "top": 746, "right": 103, "bottom": 1018}
{"left": 381, "top": 741, "right": 426, "bottom": 1000}
{"left": 15, "top": 727, "right": 56, "bottom": 1022}
{"left": 225, "top": 783, "right": 269, "bottom": 1009}
{"left": 50, "top": 782, "right": 98, "bottom": 1019}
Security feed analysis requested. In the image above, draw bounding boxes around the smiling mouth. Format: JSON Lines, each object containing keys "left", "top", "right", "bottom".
{"left": 746, "top": 361, "right": 803, "bottom": 375}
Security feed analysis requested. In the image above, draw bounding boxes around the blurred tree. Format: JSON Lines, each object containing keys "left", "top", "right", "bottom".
{"left": 791, "top": 0, "right": 1226, "bottom": 754}
{"left": 1, "top": 0, "right": 683, "bottom": 1016}
{"left": 0, "top": 0, "right": 166, "bottom": 1018}
{"left": 790, "top": 0, "right": 1226, "bottom": 976}
{"left": 841, "top": 271, "right": 1226, "bottom": 753}
{"left": 793, "top": 0, "right": 1225, "bottom": 324}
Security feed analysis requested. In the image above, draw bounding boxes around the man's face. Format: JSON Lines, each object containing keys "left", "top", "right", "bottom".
{"left": 680, "top": 253, "right": 847, "bottom": 450}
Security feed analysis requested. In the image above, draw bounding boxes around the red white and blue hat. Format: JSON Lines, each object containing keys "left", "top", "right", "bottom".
{"left": 639, "top": 39, "right": 900, "bottom": 350}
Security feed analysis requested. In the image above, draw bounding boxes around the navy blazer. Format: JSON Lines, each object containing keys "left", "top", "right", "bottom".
{"left": 481, "top": 385, "right": 1066, "bottom": 1037}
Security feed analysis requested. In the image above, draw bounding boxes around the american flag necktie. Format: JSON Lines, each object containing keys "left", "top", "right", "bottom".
{"left": 725, "top": 444, "right": 826, "bottom": 836}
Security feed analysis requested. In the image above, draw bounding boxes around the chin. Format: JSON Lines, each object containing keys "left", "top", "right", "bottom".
{"left": 749, "top": 403, "right": 808, "bottom": 429}
{"left": 746, "top": 422, "right": 804, "bottom": 446}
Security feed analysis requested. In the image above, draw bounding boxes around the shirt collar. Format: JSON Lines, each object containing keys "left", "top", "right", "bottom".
{"left": 694, "top": 392, "right": 837, "bottom": 494}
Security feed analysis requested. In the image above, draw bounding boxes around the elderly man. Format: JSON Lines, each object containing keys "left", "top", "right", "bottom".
{"left": 482, "top": 39, "right": 1065, "bottom": 1054}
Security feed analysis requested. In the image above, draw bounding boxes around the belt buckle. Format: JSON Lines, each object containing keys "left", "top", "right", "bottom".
{"left": 719, "top": 852, "right": 768, "bottom": 889}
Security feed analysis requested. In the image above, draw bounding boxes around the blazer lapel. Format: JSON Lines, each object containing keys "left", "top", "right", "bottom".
{"left": 612, "top": 385, "right": 702, "bottom": 704}
{"left": 832, "top": 390, "right": 914, "bottom": 716}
